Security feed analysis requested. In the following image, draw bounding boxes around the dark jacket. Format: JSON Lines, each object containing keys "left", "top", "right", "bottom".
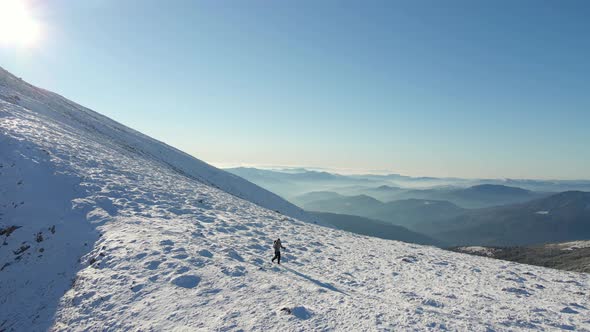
{"left": 273, "top": 239, "right": 285, "bottom": 252}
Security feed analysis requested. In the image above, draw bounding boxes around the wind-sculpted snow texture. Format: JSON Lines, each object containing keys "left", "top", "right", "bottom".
{"left": 1, "top": 67, "right": 589, "bottom": 331}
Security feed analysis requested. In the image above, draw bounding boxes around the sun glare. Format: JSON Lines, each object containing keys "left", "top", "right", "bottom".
{"left": 0, "top": 0, "right": 42, "bottom": 48}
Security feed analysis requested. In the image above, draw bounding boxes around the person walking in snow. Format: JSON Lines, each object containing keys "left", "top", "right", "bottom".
{"left": 271, "top": 238, "right": 285, "bottom": 264}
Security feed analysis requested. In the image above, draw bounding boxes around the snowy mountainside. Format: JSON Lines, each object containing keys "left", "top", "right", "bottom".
{"left": 0, "top": 66, "right": 310, "bottom": 331}
{"left": 1, "top": 68, "right": 590, "bottom": 331}
{"left": 0, "top": 67, "right": 311, "bottom": 223}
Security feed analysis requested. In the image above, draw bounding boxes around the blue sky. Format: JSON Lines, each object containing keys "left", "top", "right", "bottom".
{"left": 1, "top": 0, "right": 589, "bottom": 179}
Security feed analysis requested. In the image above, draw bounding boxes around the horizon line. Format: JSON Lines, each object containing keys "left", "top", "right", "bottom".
{"left": 211, "top": 162, "right": 590, "bottom": 182}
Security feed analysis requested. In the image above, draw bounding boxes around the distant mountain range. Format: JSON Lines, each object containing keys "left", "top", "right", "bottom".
{"left": 311, "top": 212, "right": 443, "bottom": 247}
{"left": 451, "top": 240, "right": 590, "bottom": 273}
{"left": 410, "top": 184, "right": 547, "bottom": 208}
{"left": 300, "top": 193, "right": 385, "bottom": 217}
{"left": 298, "top": 193, "right": 465, "bottom": 231}
{"left": 227, "top": 167, "right": 590, "bottom": 248}
{"left": 225, "top": 167, "right": 590, "bottom": 208}
{"left": 433, "top": 191, "right": 590, "bottom": 246}
{"left": 298, "top": 190, "right": 590, "bottom": 247}
{"left": 225, "top": 167, "right": 381, "bottom": 198}
{"left": 297, "top": 184, "right": 551, "bottom": 209}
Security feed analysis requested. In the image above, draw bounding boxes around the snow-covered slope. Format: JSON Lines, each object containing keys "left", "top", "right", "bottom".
{"left": 1, "top": 68, "right": 589, "bottom": 331}
{"left": 0, "top": 67, "right": 311, "bottom": 223}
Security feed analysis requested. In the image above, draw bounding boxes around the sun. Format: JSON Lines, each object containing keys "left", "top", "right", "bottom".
{"left": 0, "top": 0, "right": 42, "bottom": 48}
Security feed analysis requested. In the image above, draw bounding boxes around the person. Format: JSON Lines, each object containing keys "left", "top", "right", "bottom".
{"left": 271, "top": 238, "right": 285, "bottom": 264}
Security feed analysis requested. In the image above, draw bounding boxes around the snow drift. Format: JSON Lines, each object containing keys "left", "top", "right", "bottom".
{"left": 1, "top": 67, "right": 589, "bottom": 331}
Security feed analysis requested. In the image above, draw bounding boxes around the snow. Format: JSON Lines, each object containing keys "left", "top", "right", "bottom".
{"left": 171, "top": 274, "right": 202, "bottom": 288}
{"left": 1, "top": 67, "right": 590, "bottom": 331}
{"left": 456, "top": 246, "right": 497, "bottom": 257}
{"left": 548, "top": 241, "right": 590, "bottom": 251}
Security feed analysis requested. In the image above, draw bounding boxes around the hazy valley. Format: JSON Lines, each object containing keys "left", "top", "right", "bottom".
{"left": 227, "top": 167, "right": 590, "bottom": 271}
